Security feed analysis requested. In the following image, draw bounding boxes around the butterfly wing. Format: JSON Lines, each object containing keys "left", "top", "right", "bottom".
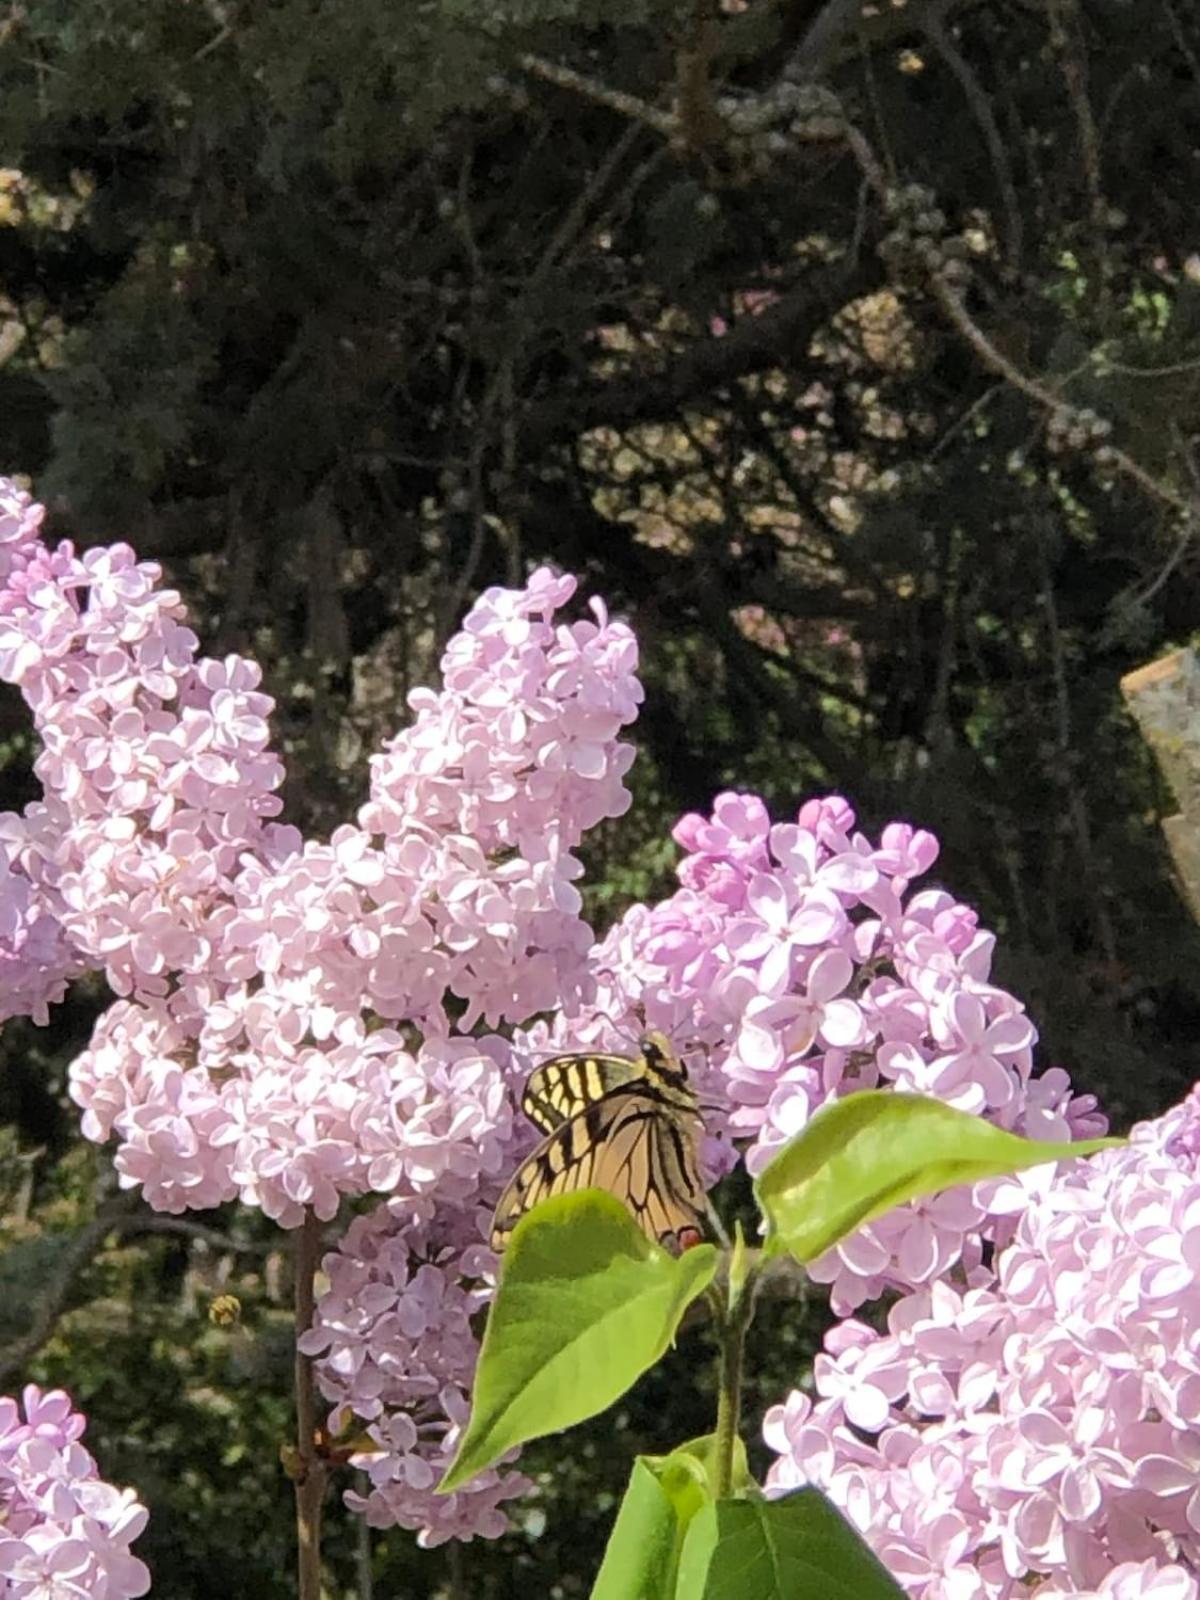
{"left": 520, "top": 1052, "right": 644, "bottom": 1135}
{"left": 490, "top": 1083, "right": 706, "bottom": 1252}
{"left": 648, "top": 1102, "right": 707, "bottom": 1244}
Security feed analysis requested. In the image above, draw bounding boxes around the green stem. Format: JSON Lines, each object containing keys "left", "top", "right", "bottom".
{"left": 294, "top": 1209, "right": 327, "bottom": 1600}
{"left": 711, "top": 1266, "right": 755, "bottom": 1501}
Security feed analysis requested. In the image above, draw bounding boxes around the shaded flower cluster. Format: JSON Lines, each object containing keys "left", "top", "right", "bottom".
{"left": 0, "top": 1385, "right": 149, "bottom": 1598}
{"left": 764, "top": 1091, "right": 1200, "bottom": 1599}
{"left": 530, "top": 790, "right": 1104, "bottom": 1311}
{"left": 299, "top": 1199, "right": 529, "bottom": 1545}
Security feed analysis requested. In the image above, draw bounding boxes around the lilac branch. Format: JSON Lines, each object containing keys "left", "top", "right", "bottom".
{"left": 293, "top": 1209, "right": 327, "bottom": 1600}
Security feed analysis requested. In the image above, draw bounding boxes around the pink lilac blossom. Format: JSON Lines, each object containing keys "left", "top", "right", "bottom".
{"left": 0, "top": 815, "right": 86, "bottom": 1025}
{"left": 299, "top": 1198, "right": 529, "bottom": 1546}
{"left": 763, "top": 1091, "right": 1200, "bottom": 1600}
{"left": 0, "top": 482, "right": 90, "bottom": 1022}
{"left": 0, "top": 1384, "right": 150, "bottom": 1599}
{"left": 0, "top": 471, "right": 1116, "bottom": 1557}
{"left": 0, "top": 478, "right": 45, "bottom": 585}
{"left": 0, "top": 525, "right": 291, "bottom": 1008}
{"left": 525, "top": 790, "right": 1104, "bottom": 1313}
{"left": 0, "top": 474, "right": 641, "bottom": 1540}
{"left": 0, "top": 472, "right": 640, "bottom": 1233}
{"left": 57, "top": 566, "right": 640, "bottom": 1225}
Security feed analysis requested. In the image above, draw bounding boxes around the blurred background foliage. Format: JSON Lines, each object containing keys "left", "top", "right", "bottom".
{"left": 2, "top": 0, "right": 1200, "bottom": 1592}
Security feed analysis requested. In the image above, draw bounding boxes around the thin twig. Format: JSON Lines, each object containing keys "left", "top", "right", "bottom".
{"left": 1132, "top": 516, "right": 1195, "bottom": 606}
{"left": 1130, "top": 429, "right": 1200, "bottom": 605}
{"left": 534, "top": 120, "right": 644, "bottom": 284}
{"left": 927, "top": 382, "right": 1002, "bottom": 460}
{"left": 839, "top": 121, "right": 889, "bottom": 198}
{"left": 519, "top": 53, "right": 675, "bottom": 137}
{"left": 1046, "top": 0, "right": 1107, "bottom": 236}
{"left": 1039, "top": 538, "right": 1120, "bottom": 963}
{"left": 848, "top": 176, "right": 871, "bottom": 271}
{"left": 1159, "top": 0, "right": 1200, "bottom": 88}
{"left": 192, "top": 23, "right": 231, "bottom": 61}
{"left": 294, "top": 1210, "right": 327, "bottom": 1600}
{"left": 857, "top": 33, "right": 896, "bottom": 183}
{"left": 789, "top": 0, "right": 867, "bottom": 79}
{"left": 931, "top": 278, "right": 1195, "bottom": 517}
{"left": 923, "top": 2, "right": 1023, "bottom": 267}
{"left": 118, "top": 1215, "right": 272, "bottom": 1255}
{"left": 0, "top": 1189, "right": 139, "bottom": 1389}
{"left": 1106, "top": 354, "right": 1200, "bottom": 379}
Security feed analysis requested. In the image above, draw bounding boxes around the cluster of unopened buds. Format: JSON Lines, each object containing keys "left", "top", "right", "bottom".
{"left": 1046, "top": 405, "right": 1117, "bottom": 466}
{"left": 717, "top": 79, "right": 845, "bottom": 168}
{"left": 880, "top": 182, "right": 974, "bottom": 286}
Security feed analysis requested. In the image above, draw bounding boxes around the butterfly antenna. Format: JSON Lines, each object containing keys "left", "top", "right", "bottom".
{"left": 676, "top": 1031, "right": 716, "bottom": 1069}
{"left": 560, "top": 1006, "right": 644, "bottom": 1050}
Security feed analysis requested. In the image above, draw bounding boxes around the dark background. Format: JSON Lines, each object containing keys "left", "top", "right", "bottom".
{"left": 2, "top": 0, "right": 1199, "bottom": 1593}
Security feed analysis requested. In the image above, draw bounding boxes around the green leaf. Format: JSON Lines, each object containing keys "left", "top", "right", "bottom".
{"left": 591, "top": 1435, "right": 753, "bottom": 1600}
{"left": 439, "top": 1190, "right": 717, "bottom": 1491}
{"left": 754, "top": 1090, "right": 1122, "bottom": 1263}
{"left": 590, "top": 1458, "right": 680, "bottom": 1600}
{"left": 727, "top": 1220, "right": 750, "bottom": 1310}
{"left": 675, "top": 1490, "right": 907, "bottom": 1599}
{"left": 648, "top": 1433, "right": 753, "bottom": 1505}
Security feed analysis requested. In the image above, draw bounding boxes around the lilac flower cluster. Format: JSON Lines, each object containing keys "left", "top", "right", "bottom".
{"left": 0, "top": 474, "right": 640, "bottom": 1230}
{"left": 0, "top": 475, "right": 640, "bottom": 1539}
{"left": 528, "top": 791, "right": 1104, "bottom": 1312}
{"left": 0, "top": 471, "right": 1133, "bottom": 1568}
{"left": 299, "top": 1198, "right": 530, "bottom": 1545}
{"left": 0, "top": 1385, "right": 149, "bottom": 1598}
{"left": 0, "top": 484, "right": 87, "bottom": 1024}
{"left": 764, "top": 1092, "right": 1200, "bottom": 1598}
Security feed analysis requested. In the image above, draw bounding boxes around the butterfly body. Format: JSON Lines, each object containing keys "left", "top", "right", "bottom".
{"left": 491, "top": 1030, "right": 706, "bottom": 1253}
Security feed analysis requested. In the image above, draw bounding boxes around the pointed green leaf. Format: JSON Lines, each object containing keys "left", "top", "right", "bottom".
{"left": 439, "top": 1190, "right": 717, "bottom": 1491}
{"left": 754, "top": 1090, "right": 1121, "bottom": 1263}
{"left": 727, "top": 1220, "right": 750, "bottom": 1310}
{"left": 591, "top": 1435, "right": 754, "bottom": 1600}
{"left": 590, "top": 1458, "right": 681, "bottom": 1600}
{"left": 675, "top": 1490, "right": 907, "bottom": 1599}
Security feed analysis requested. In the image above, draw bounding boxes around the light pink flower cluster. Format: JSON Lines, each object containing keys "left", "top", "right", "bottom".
{"left": 0, "top": 524, "right": 291, "bottom": 1007}
{"left": 0, "top": 483, "right": 88, "bottom": 1023}
{"left": 0, "top": 472, "right": 640, "bottom": 1230}
{"left": 0, "top": 474, "right": 640, "bottom": 1539}
{"left": 0, "top": 478, "right": 45, "bottom": 583}
{"left": 529, "top": 791, "right": 1104, "bottom": 1312}
{"left": 0, "top": 816, "right": 85, "bottom": 1025}
{"left": 763, "top": 1092, "right": 1200, "bottom": 1599}
{"left": 70, "top": 1003, "right": 519, "bottom": 1224}
{"left": 0, "top": 1385, "right": 149, "bottom": 1598}
{"left": 300, "top": 1198, "right": 529, "bottom": 1545}
{"left": 59, "top": 573, "right": 637, "bottom": 1225}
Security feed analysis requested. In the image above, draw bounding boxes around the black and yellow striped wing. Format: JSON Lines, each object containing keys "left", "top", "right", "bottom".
{"left": 491, "top": 1032, "right": 707, "bottom": 1252}
{"left": 520, "top": 1052, "right": 644, "bottom": 1135}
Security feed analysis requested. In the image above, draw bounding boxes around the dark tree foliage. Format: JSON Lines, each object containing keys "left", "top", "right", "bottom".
{"left": 2, "top": 0, "right": 1200, "bottom": 1593}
